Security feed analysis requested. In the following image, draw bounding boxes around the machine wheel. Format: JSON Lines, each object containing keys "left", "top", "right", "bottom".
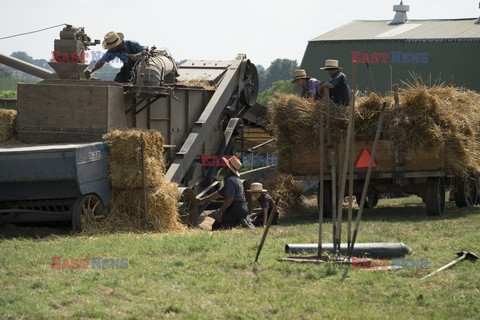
{"left": 239, "top": 60, "right": 259, "bottom": 107}
{"left": 72, "top": 194, "right": 105, "bottom": 231}
{"left": 454, "top": 175, "right": 478, "bottom": 207}
{"left": 177, "top": 188, "right": 199, "bottom": 227}
{"left": 425, "top": 177, "right": 445, "bottom": 216}
{"left": 317, "top": 181, "right": 333, "bottom": 218}
{"left": 355, "top": 192, "right": 379, "bottom": 209}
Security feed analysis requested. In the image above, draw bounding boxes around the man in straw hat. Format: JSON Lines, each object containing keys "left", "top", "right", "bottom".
{"left": 244, "top": 182, "right": 277, "bottom": 228}
{"left": 291, "top": 69, "right": 323, "bottom": 102}
{"left": 85, "top": 31, "right": 145, "bottom": 83}
{"left": 198, "top": 156, "right": 249, "bottom": 230}
{"left": 319, "top": 59, "right": 350, "bottom": 105}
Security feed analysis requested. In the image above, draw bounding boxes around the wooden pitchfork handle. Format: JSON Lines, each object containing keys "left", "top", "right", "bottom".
{"left": 254, "top": 197, "right": 281, "bottom": 263}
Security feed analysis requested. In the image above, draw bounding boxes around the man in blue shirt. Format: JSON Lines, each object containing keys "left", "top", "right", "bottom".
{"left": 197, "top": 156, "right": 249, "bottom": 230}
{"left": 85, "top": 31, "right": 145, "bottom": 83}
{"left": 319, "top": 59, "right": 350, "bottom": 106}
{"left": 291, "top": 69, "right": 323, "bottom": 102}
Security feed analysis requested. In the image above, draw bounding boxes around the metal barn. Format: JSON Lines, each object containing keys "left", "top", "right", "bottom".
{"left": 301, "top": 3, "right": 480, "bottom": 93}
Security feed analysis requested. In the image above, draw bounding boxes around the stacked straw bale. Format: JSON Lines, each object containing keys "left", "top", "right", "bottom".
{"left": 268, "top": 84, "right": 480, "bottom": 178}
{"left": 85, "top": 129, "right": 182, "bottom": 233}
{"left": 106, "top": 129, "right": 166, "bottom": 189}
{"left": 0, "top": 109, "right": 18, "bottom": 145}
{"left": 263, "top": 173, "right": 304, "bottom": 215}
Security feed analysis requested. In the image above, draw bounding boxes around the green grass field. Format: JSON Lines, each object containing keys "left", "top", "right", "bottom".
{"left": 0, "top": 196, "right": 479, "bottom": 319}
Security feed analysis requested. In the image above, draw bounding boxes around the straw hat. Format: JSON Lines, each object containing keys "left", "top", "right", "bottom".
{"left": 320, "top": 59, "right": 343, "bottom": 70}
{"left": 246, "top": 182, "right": 267, "bottom": 193}
{"left": 102, "top": 31, "right": 124, "bottom": 49}
{"left": 291, "top": 69, "right": 309, "bottom": 83}
{"left": 222, "top": 156, "right": 242, "bottom": 177}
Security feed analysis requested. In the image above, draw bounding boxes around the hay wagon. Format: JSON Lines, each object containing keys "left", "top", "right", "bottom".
{"left": 290, "top": 139, "right": 479, "bottom": 216}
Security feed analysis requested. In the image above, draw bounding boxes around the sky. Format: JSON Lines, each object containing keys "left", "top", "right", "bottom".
{"left": 0, "top": 0, "right": 477, "bottom": 68}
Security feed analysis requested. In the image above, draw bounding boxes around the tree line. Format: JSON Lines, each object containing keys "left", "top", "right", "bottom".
{"left": 256, "top": 58, "right": 299, "bottom": 106}
{"left": 0, "top": 52, "right": 300, "bottom": 105}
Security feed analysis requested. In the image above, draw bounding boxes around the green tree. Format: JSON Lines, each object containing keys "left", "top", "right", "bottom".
{"left": 88, "top": 61, "right": 120, "bottom": 81}
{"left": 10, "top": 51, "right": 44, "bottom": 79}
{"left": 33, "top": 58, "right": 53, "bottom": 70}
{"left": 0, "top": 90, "right": 17, "bottom": 98}
{"left": 11, "top": 51, "right": 35, "bottom": 64}
{"left": 0, "top": 66, "right": 14, "bottom": 79}
{"left": 256, "top": 64, "right": 266, "bottom": 91}
{"left": 257, "top": 80, "right": 293, "bottom": 106}
{"left": 261, "top": 59, "right": 298, "bottom": 92}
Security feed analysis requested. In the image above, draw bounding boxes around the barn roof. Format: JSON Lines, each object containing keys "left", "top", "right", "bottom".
{"left": 311, "top": 19, "right": 480, "bottom": 42}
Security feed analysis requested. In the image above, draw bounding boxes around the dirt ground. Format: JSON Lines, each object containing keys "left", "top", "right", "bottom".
{"left": 0, "top": 223, "right": 71, "bottom": 240}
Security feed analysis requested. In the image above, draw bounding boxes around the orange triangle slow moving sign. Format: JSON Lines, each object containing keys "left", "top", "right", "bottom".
{"left": 355, "top": 148, "right": 378, "bottom": 170}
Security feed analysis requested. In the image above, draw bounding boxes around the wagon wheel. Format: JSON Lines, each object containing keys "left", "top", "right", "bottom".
{"left": 318, "top": 180, "right": 333, "bottom": 218}
{"left": 454, "top": 175, "right": 478, "bottom": 207}
{"left": 355, "top": 192, "right": 379, "bottom": 209}
{"left": 72, "top": 194, "right": 105, "bottom": 231}
{"left": 425, "top": 177, "right": 445, "bottom": 216}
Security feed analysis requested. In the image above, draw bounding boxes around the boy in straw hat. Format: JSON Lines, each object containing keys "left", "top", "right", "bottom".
{"left": 85, "top": 31, "right": 145, "bottom": 83}
{"left": 244, "top": 182, "right": 277, "bottom": 228}
{"left": 198, "top": 156, "right": 249, "bottom": 230}
{"left": 291, "top": 69, "right": 324, "bottom": 102}
{"left": 319, "top": 59, "right": 350, "bottom": 105}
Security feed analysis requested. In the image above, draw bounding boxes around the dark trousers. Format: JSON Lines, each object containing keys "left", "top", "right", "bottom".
{"left": 252, "top": 209, "right": 279, "bottom": 226}
{"left": 211, "top": 200, "right": 249, "bottom": 230}
{"left": 114, "top": 61, "right": 136, "bottom": 83}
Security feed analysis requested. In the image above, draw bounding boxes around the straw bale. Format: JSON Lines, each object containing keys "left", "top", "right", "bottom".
{"left": 103, "top": 129, "right": 166, "bottom": 189}
{"left": 267, "top": 94, "right": 348, "bottom": 172}
{"left": 355, "top": 93, "right": 394, "bottom": 141}
{"left": 83, "top": 181, "right": 183, "bottom": 233}
{"left": 263, "top": 173, "right": 304, "bottom": 214}
{"left": 0, "top": 109, "right": 17, "bottom": 144}
{"left": 82, "top": 128, "right": 184, "bottom": 233}
{"left": 268, "top": 84, "right": 480, "bottom": 177}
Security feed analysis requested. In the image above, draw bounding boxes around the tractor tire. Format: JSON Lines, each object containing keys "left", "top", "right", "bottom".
{"left": 454, "top": 175, "right": 478, "bottom": 207}
{"left": 425, "top": 177, "right": 445, "bottom": 216}
{"left": 355, "top": 192, "right": 379, "bottom": 209}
